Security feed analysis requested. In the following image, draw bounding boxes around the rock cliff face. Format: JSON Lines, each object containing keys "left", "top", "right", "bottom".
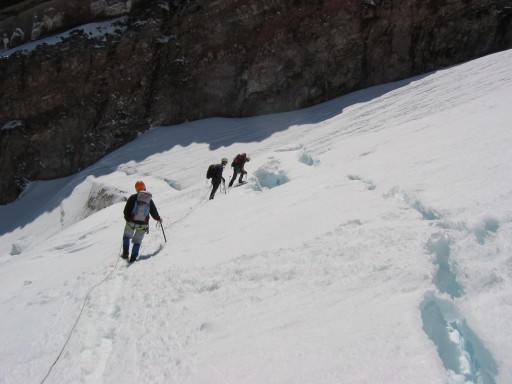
{"left": 1, "top": 0, "right": 511, "bottom": 204}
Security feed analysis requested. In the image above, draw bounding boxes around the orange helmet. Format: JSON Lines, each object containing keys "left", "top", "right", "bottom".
{"left": 135, "top": 180, "right": 146, "bottom": 192}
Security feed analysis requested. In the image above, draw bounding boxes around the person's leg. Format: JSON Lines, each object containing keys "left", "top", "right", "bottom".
{"left": 129, "top": 244, "right": 140, "bottom": 263}
{"left": 238, "top": 168, "right": 247, "bottom": 183}
{"left": 229, "top": 169, "right": 239, "bottom": 187}
{"left": 122, "top": 237, "right": 130, "bottom": 258}
{"left": 130, "top": 229, "right": 146, "bottom": 262}
{"left": 122, "top": 223, "right": 135, "bottom": 258}
{"left": 210, "top": 180, "right": 220, "bottom": 199}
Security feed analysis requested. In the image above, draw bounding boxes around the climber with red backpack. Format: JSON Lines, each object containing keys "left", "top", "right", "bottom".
{"left": 122, "top": 180, "right": 162, "bottom": 263}
{"left": 228, "top": 153, "right": 250, "bottom": 187}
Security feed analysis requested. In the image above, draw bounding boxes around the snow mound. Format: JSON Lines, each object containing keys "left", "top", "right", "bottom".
{"left": 253, "top": 158, "right": 290, "bottom": 189}
{"left": 274, "top": 143, "right": 320, "bottom": 166}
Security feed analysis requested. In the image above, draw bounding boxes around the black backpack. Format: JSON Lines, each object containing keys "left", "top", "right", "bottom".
{"left": 206, "top": 164, "right": 216, "bottom": 179}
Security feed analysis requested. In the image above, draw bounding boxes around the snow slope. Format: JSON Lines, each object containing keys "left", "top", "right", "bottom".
{"left": 1, "top": 50, "right": 512, "bottom": 384}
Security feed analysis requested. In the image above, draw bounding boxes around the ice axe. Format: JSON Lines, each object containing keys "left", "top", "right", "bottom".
{"left": 159, "top": 221, "right": 167, "bottom": 242}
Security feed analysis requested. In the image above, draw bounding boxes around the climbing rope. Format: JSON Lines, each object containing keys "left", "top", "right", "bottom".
{"left": 40, "top": 246, "right": 123, "bottom": 384}
{"left": 40, "top": 185, "right": 211, "bottom": 382}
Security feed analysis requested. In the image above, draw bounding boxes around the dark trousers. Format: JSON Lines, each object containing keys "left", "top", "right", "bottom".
{"left": 229, "top": 166, "right": 246, "bottom": 187}
{"left": 210, "top": 179, "right": 222, "bottom": 199}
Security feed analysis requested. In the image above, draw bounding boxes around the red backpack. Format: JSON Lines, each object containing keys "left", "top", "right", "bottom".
{"left": 233, "top": 154, "right": 246, "bottom": 164}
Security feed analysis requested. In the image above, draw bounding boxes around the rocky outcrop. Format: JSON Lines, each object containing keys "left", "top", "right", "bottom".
{"left": 0, "top": 0, "right": 141, "bottom": 49}
{"left": 1, "top": 0, "right": 511, "bottom": 204}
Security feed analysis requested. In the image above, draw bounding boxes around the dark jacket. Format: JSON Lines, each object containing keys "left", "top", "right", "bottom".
{"left": 212, "top": 164, "right": 225, "bottom": 181}
{"left": 124, "top": 193, "right": 161, "bottom": 224}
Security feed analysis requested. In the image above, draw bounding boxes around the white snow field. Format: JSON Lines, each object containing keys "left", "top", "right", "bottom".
{"left": 1, "top": 49, "right": 512, "bottom": 384}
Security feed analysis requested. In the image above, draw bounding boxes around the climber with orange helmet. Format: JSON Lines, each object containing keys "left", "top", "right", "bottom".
{"left": 122, "top": 180, "right": 162, "bottom": 262}
{"left": 135, "top": 180, "right": 145, "bottom": 192}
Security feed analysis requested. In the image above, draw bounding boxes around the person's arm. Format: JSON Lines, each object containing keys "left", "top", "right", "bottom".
{"left": 149, "top": 200, "right": 161, "bottom": 222}
{"left": 215, "top": 164, "right": 223, "bottom": 179}
{"left": 219, "top": 165, "right": 226, "bottom": 182}
{"left": 123, "top": 195, "right": 136, "bottom": 221}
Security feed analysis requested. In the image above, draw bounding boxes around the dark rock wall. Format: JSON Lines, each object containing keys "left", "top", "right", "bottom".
{"left": 0, "top": 0, "right": 511, "bottom": 204}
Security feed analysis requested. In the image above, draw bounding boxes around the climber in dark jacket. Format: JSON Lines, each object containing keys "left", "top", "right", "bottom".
{"left": 210, "top": 158, "right": 228, "bottom": 200}
{"left": 122, "top": 180, "right": 162, "bottom": 262}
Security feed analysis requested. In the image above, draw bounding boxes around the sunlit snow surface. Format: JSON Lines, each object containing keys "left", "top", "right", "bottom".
{"left": 1, "top": 50, "right": 512, "bottom": 384}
